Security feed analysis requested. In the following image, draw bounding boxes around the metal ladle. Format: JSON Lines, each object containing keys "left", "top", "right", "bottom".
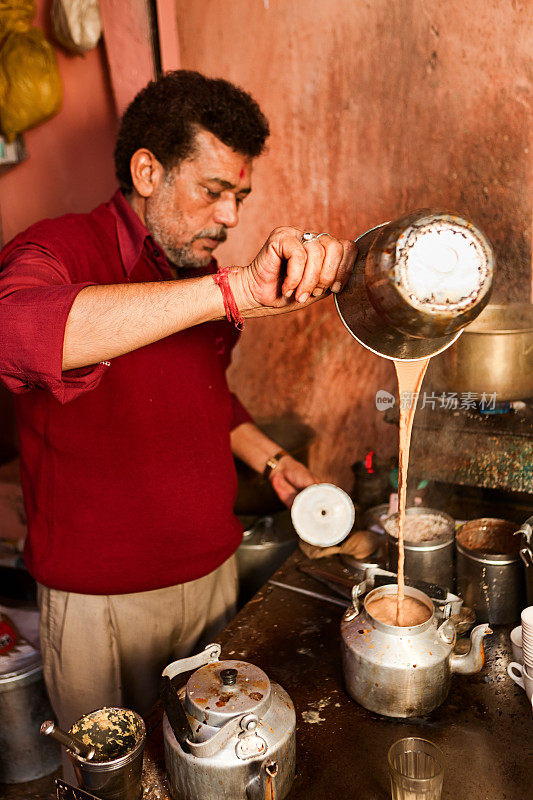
{"left": 40, "top": 720, "right": 96, "bottom": 760}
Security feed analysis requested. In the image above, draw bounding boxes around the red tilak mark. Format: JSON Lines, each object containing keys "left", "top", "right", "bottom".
{"left": 239, "top": 167, "right": 245, "bottom": 179}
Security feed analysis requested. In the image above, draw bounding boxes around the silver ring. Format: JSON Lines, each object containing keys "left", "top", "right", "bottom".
{"left": 301, "top": 231, "right": 329, "bottom": 243}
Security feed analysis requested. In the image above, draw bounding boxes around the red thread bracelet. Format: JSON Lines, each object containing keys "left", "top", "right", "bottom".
{"left": 213, "top": 267, "right": 245, "bottom": 330}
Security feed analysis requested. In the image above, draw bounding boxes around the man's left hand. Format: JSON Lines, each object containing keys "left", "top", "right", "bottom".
{"left": 268, "top": 454, "right": 317, "bottom": 508}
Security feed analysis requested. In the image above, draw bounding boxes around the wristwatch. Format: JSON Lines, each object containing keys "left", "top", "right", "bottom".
{"left": 263, "top": 450, "right": 288, "bottom": 480}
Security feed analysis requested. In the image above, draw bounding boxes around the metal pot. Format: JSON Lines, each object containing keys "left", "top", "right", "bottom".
{"left": 456, "top": 518, "right": 526, "bottom": 624}
{"left": 385, "top": 507, "right": 455, "bottom": 591}
{"left": 341, "top": 584, "right": 491, "bottom": 717}
{"left": 162, "top": 644, "right": 295, "bottom": 800}
{"left": 68, "top": 708, "right": 146, "bottom": 800}
{"left": 335, "top": 209, "right": 494, "bottom": 361}
{"left": 237, "top": 512, "right": 298, "bottom": 605}
{"left": 427, "top": 304, "right": 533, "bottom": 400}
{"left": 0, "top": 651, "right": 60, "bottom": 783}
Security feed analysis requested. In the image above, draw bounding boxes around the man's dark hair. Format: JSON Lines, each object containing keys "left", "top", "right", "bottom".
{"left": 114, "top": 70, "right": 270, "bottom": 192}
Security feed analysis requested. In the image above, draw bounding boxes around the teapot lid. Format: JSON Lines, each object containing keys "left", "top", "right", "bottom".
{"left": 291, "top": 483, "right": 355, "bottom": 546}
{"left": 184, "top": 660, "right": 271, "bottom": 727}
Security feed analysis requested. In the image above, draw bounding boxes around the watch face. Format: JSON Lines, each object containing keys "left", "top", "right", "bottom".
{"left": 264, "top": 451, "right": 286, "bottom": 478}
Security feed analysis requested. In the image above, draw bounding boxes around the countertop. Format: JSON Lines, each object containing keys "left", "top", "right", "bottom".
{"left": 3, "top": 550, "right": 533, "bottom": 799}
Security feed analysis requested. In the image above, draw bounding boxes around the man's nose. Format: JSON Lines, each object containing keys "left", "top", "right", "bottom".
{"left": 213, "top": 196, "right": 239, "bottom": 229}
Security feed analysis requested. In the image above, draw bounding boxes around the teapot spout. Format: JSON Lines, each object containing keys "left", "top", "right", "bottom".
{"left": 450, "top": 624, "right": 492, "bottom": 675}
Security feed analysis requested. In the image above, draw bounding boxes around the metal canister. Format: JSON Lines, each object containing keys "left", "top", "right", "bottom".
{"left": 237, "top": 512, "right": 298, "bottom": 605}
{"left": 385, "top": 508, "right": 455, "bottom": 591}
{"left": 69, "top": 707, "right": 145, "bottom": 800}
{"left": 456, "top": 519, "right": 525, "bottom": 624}
{"left": 0, "top": 651, "right": 60, "bottom": 783}
{"left": 335, "top": 210, "right": 494, "bottom": 361}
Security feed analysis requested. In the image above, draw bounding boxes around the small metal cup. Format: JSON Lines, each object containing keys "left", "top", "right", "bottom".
{"left": 388, "top": 737, "right": 445, "bottom": 800}
{"left": 69, "top": 707, "right": 145, "bottom": 800}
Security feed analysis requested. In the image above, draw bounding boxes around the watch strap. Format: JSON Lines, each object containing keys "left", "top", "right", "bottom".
{"left": 263, "top": 450, "right": 288, "bottom": 479}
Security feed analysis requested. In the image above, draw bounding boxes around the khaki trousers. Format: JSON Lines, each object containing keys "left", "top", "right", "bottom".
{"left": 37, "top": 555, "right": 238, "bottom": 732}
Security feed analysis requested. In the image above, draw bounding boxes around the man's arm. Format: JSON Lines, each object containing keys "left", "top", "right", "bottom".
{"left": 62, "top": 275, "right": 227, "bottom": 370}
{"left": 62, "top": 227, "right": 356, "bottom": 370}
{"left": 230, "top": 421, "right": 317, "bottom": 507}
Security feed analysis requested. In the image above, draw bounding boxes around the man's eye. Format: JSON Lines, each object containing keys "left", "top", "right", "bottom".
{"left": 236, "top": 196, "right": 246, "bottom": 207}
{"left": 205, "top": 188, "right": 221, "bottom": 199}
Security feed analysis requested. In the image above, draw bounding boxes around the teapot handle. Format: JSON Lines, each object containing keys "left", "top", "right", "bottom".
{"left": 247, "top": 759, "right": 278, "bottom": 800}
{"left": 162, "top": 642, "right": 221, "bottom": 679}
{"left": 264, "top": 760, "right": 278, "bottom": 800}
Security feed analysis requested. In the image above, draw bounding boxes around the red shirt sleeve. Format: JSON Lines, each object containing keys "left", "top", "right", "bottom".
{"left": 0, "top": 242, "right": 109, "bottom": 404}
{"left": 229, "top": 392, "right": 253, "bottom": 430}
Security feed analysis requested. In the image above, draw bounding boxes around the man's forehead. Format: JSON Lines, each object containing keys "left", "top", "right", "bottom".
{"left": 187, "top": 129, "right": 252, "bottom": 179}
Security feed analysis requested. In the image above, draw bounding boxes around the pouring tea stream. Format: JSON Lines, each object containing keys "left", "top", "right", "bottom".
{"left": 336, "top": 209, "right": 494, "bottom": 627}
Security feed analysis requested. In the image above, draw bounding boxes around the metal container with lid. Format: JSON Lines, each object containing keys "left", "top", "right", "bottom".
{"left": 427, "top": 304, "right": 533, "bottom": 400}
{"left": 385, "top": 507, "right": 455, "bottom": 591}
{"left": 456, "top": 518, "right": 526, "bottom": 624}
{"left": 162, "top": 643, "right": 295, "bottom": 800}
{"left": 0, "top": 645, "right": 60, "bottom": 783}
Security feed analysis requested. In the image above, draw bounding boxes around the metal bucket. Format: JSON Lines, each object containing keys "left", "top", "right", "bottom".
{"left": 69, "top": 707, "right": 145, "bottom": 800}
{"left": 237, "top": 511, "right": 298, "bottom": 605}
{"left": 385, "top": 508, "right": 455, "bottom": 591}
{"left": 0, "top": 655, "right": 60, "bottom": 783}
{"left": 456, "top": 519, "right": 526, "bottom": 624}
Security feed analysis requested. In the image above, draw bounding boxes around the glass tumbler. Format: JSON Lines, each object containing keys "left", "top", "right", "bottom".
{"left": 388, "top": 737, "right": 445, "bottom": 800}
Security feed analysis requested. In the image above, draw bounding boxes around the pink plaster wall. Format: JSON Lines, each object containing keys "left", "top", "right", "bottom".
{"left": 175, "top": 0, "right": 532, "bottom": 490}
{"left": 0, "top": 1, "right": 118, "bottom": 244}
{"left": 99, "top": 0, "right": 156, "bottom": 116}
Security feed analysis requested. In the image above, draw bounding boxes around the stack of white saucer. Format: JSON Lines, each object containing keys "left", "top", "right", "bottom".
{"left": 507, "top": 606, "right": 533, "bottom": 713}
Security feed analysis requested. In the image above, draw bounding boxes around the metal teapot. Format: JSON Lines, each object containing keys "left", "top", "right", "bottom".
{"left": 161, "top": 643, "right": 295, "bottom": 800}
{"left": 335, "top": 209, "right": 494, "bottom": 360}
{"left": 340, "top": 583, "right": 491, "bottom": 717}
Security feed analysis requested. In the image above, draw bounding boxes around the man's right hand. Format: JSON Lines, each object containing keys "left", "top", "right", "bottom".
{"left": 233, "top": 226, "right": 356, "bottom": 316}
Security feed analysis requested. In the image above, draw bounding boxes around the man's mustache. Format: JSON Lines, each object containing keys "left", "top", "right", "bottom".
{"left": 192, "top": 228, "right": 227, "bottom": 243}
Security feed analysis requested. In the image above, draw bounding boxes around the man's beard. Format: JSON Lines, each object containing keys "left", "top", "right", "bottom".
{"left": 145, "top": 198, "right": 227, "bottom": 269}
{"left": 159, "top": 227, "right": 227, "bottom": 268}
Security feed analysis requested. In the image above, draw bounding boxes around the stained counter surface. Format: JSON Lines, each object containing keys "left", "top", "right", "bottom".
{"left": 4, "top": 550, "right": 532, "bottom": 799}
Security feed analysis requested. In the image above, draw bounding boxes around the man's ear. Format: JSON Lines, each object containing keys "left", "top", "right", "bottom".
{"left": 130, "top": 149, "right": 164, "bottom": 198}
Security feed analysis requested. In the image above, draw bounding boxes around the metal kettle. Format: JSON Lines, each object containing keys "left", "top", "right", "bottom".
{"left": 335, "top": 209, "right": 494, "bottom": 361}
{"left": 161, "top": 644, "right": 296, "bottom": 800}
{"left": 341, "top": 583, "right": 491, "bottom": 717}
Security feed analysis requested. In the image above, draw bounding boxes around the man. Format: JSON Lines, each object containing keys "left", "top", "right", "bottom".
{"left": 0, "top": 71, "right": 355, "bottom": 730}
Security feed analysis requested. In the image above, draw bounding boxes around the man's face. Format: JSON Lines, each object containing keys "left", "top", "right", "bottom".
{"left": 144, "top": 129, "right": 253, "bottom": 269}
